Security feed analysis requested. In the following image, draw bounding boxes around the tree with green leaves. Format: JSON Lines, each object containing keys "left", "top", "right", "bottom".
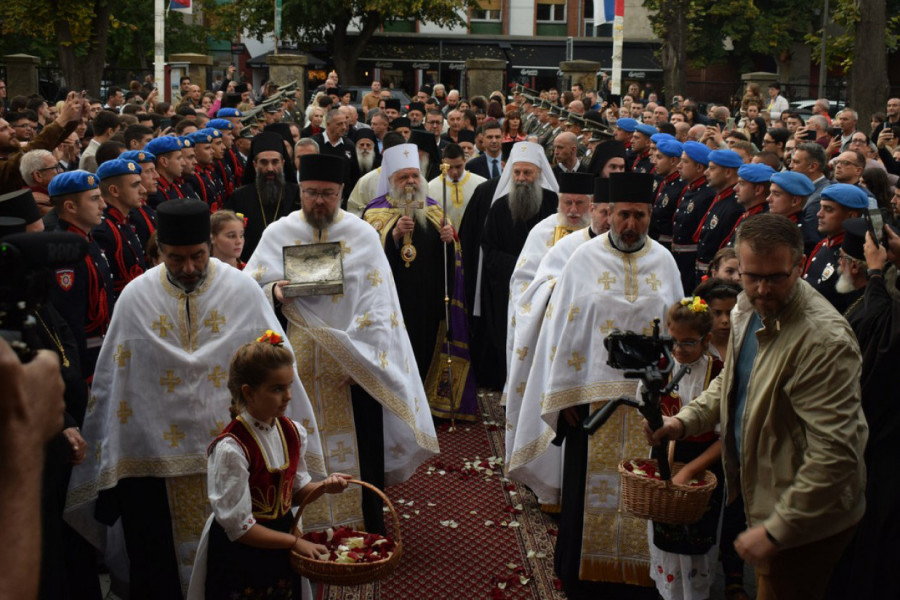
{"left": 208, "top": 0, "right": 472, "bottom": 85}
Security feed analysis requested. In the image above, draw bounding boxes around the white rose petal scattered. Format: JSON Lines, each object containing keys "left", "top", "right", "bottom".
{"left": 484, "top": 520, "right": 494, "bottom": 526}
{"left": 497, "top": 582, "right": 506, "bottom": 590}
{"left": 402, "top": 514, "right": 410, "bottom": 519}
{"left": 470, "top": 510, "right": 478, "bottom": 515}
{"left": 427, "top": 502, "right": 437, "bottom": 507}
{"left": 508, "top": 521, "right": 521, "bottom": 528}
{"left": 526, "top": 550, "right": 536, "bottom": 558}
{"left": 519, "top": 576, "right": 531, "bottom": 585}
{"left": 506, "top": 562, "right": 518, "bottom": 570}
{"left": 536, "top": 552, "right": 547, "bottom": 558}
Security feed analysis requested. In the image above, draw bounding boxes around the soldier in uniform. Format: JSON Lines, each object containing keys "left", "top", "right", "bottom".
{"left": 93, "top": 158, "right": 147, "bottom": 300}
{"left": 767, "top": 171, "right": 817, "bottom": 255}
{"left": 723, "top": 162, "right": 775, "bottom": 249}
{"left": 649, "top": 137, "right": 685, "bottom": 248}
{"left": 694, "top": 149, "right": 742, "bottom": 285}
{"left": 48, "top": 170, "right": 115, "bottom": 380}
{"left": 208, "top": 127, "right": 236, "bottom": 202}
{"left": 615, "top": 117, "right": 637, "bottom": 163}
{"left": 208, "top": 118, "right": 241, "bottom": 194}
{"left": 187, "top": 129, "right": 225, "bottom": 212}
{"left": 672, "top": 141, "right": 715, "bottom": 294}
{"left": 802, "top": 183, "right": 867, "bottom": 312}
{"left": 145, "top": 136, "right": 190, "bottom": 207}
{"left": 215, "top": 108, "right": 246, "bottom": 186}
{"left": 630, "top": 123, "right": 657, "bottom": 173}
{"left": 121, "top": 149, "right": 160, "bottom": 250}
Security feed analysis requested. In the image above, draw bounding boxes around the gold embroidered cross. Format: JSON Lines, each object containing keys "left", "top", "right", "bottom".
{"left": 152, "top": 315, "right": 172, "bottom": 338}
{"left": 114, "top": 345, "right": 131, "bottom": 367}
{"left": 645, "top": 273, "right": 661, "bottom": 291}
{"left": 356, "top": 312, "right": 373, "bottom": 329}
{"left": 590, "top": 478, "right": 616, "bottom": 504}
{"left": 390, "top": 311, "right": 399, "bottom": 328}
{"left": 209, "top": 421, "right": 225, "bottom": 437}
{"left": 600, "top": 319, "right": 616, "bottom": 334}
{"left": 330, "top": 441, "right": 353, "bottom": 462}
{"left": 519, "top": 280, "right": 529, "bottom": 293}
{"left": 339, "top": 240, "right": 352, "bottom": 259}
{"left": 163, "top": 424, "right": 186, "bottom": 447}
{"left": 301, "top": 419, "right": 315, "bottom": 434}
{"left": 516, "top": 346, "right": 529, "bottom": 361}
{"left": 567, "top": 304, "right": 580, "bottom": 322}
{"left": 367, "top": 270, "right": 383, "bottom": 287}
{"left": 207, "top": 366, "right": 227, "bottom": 388}
{"left": 117, "top": 401, "right": 132, "bottom": 424}
{"left": 597, "top": 272, "right": 617, "bottom": 290}
{"left": 160, "top": 369, "right": 181, "bottom": 393}
{"left": 521, "top": 302, "right": 532, "bottom": 315}
{"left": 204, "top": 310, "right": 226, "bottom": 333}
{"left": 516, "top": 381, "right": 526, "bottom": 396}
{"left": 568, "top": 351, "right": 586, "bottom": 371}
{"left": 378, "top": 350, "right": 389, "bottom": 369}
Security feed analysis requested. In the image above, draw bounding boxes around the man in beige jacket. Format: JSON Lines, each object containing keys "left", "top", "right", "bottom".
{"left": 649, "top": 213, "right": 867, "bottom": 599}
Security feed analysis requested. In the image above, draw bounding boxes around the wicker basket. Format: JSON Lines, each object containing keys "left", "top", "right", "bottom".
{"left": 618, "top": 459, "right": 718, "bottom": 525}
{"left": 289, "top": 479, "right": 403, "bottom": 585}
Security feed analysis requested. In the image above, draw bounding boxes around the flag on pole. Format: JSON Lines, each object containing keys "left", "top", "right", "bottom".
{"left": 593, "top": 0, "right": 616, "bottom": 25}
{"left": 169, "top": 0, "right": 192, "bottom": 13}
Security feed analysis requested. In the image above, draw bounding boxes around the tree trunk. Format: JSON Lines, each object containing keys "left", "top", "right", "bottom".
{"left": 661, "top": 1, "right": 687, "bottom": 98}
{"left": 331, "top": 10, "right": 382, "bottom": 86}
{"left": 54, "top": 1, "right": 110, "bottom": 96}
{"left": 849, "top": 0, "right": 887, "bottom": 125}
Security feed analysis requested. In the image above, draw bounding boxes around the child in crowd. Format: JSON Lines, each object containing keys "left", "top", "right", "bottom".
{"left": 189, "top": 334, "right": 350, "bottom": 599}
{"left": 707, "top": 247, "right": 740, "bottom": 283}
{"left": 693, "top": 278, "right": 742, "bottom": 360}
{"left": 210, "top": 210, "right": 246, "bottom": 269}
{"left": 649, "top": 298, "right": 724, "bottom": 600}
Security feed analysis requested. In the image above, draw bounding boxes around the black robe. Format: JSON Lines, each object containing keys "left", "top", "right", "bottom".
{"left": 479, "top": 189, "right": 557, "bottom": 389}
{"left": 828, "top": 272, "right": 900, "bottom": 598}
{"left": 225, "top": 182, "right": 300, "bottom": 262}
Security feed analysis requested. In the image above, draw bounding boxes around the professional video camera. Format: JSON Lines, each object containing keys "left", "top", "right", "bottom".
{"left": 583, "top": 319, "right": 690, "bottom": 481}
{"left": 0, "top": 231, "right": 87, "bottom": 362}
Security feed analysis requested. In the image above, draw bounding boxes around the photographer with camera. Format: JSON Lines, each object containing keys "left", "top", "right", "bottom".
{"left": 647, "top": 213, "right": 866, "bottom": 599}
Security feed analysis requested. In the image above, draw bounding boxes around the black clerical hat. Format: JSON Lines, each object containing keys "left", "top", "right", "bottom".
{"left": 384, "top": 98, "right": 402, "bottom": 111}
{"left": 0, "top": 216, "right": 26, "bottom": 239}
{"left": 587, "top": 140, "right": 626, "bottom": 176}
{"left": 609, "top": 172, "right": 654, "bottom": 203}
{"left": 558, "top": 172, "right": 595, "bottom": 195}
{"left": 299, "top": 154, "right": 346, "bottom": 184}
{"left": 157, "top": 198, "right": 210, "bottom": 246}
{"left": 390, "top": 117, "right": 411, "bottom": 130}
{"left": 250, "top": 131, "right": 286, "bottom": 156}
{"left": 0, "top": 189, "right": 41, "bottom": 225}
{"left": 355, "top": 128, "right": 378, "bottom": 144}
{"left": 457, "top": 129, "right": 476, "bottom": 144}
{"left": 841, "top": 218, "right": 868, "bottom": 261}
{"left": 593, "top": 176, "right": 611, "bottom": 204}
{"left": 408, "top": 102, "right": 426, "bottom": 115}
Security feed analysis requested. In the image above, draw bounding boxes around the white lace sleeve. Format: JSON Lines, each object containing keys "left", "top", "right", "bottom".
{"left": 292, "top": 420, "right": 313, "bottom": 493}
{"left": 207, "top": 437, "right": 256, "bottom": 541}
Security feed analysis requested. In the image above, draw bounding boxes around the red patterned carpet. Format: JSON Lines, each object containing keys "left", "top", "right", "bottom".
{"left": 319, "top": 392, "right": 566, "bottom": 600}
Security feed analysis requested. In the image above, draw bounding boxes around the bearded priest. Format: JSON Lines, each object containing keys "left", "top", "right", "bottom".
{"left": 362, "top": 144, "right": 478, "bottom": 422}
{"left": 245, "top": 153, "right": 440, "bottom": 537}
{"left": 65, "top": 198, "right": 323, "bottom": 599}
{"left": 508, "top": 172, "right": 682, "bottom": 599}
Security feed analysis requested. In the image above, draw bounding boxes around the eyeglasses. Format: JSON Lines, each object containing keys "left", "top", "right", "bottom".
{"left": 739, "top": 268, "right": 797, "bottom": 286}
{"left": 37, "top": 163, "right": 63, "bottom": 173}
{"left": 301, "top": 188, "right": 340, "bottom": 200}
{"left": 672, "top": 339, "right": 702, "bottom": 348}
{"left": 833, "top": 159, "right": 862, "bottom": 168}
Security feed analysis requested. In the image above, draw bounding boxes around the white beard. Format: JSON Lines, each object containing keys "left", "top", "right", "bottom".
{"left": 508, "top": 180, "right": 543, "bottom": 223}
{"left": 835, "top": 270, "right": 858, "bottom": 294}
{"left": 357, "top": 150, "right": 374, "bottom": 174}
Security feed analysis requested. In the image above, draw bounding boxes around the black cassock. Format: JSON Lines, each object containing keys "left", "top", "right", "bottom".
{"left": 225, "top": 182, "right": 299, "bottom": 262}
{"left": 479, "top": 189, "right": 557, "bottom": 389}
{"left": 828, "top": 272, "right": 900, "bottom": 599}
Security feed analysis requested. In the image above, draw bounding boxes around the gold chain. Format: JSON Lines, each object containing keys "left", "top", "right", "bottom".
{"left": 34, "top": 312, "right": 70, "bottom": 368}
{"left": 257, "top": 186, "right": 284, "bottom": 229}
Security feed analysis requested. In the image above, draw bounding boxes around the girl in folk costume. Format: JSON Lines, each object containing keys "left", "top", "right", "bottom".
{"left": 189, "top": 333, "right": 350, "bottom": 599}
{"left": 648, "top": 298, "right": 725, "bottom": 600}
{"left": 211, "top": 209, "right": 247, "bottom": 270}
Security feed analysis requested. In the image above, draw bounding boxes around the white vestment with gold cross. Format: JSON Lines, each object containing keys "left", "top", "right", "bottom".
{"left": 508, "top": 233, "right": 682, "bottom": 585}
{"left": 505, "top": 227, "right": 592, "bottom": 505}
{"left": 427, "top": 170, "right": 486, "bottom": 230}
{"left": 245, "top": 209, "right": 439, "bottom": 532}
{"left": 65, "top": 258, "right": 323, "bottom": 591}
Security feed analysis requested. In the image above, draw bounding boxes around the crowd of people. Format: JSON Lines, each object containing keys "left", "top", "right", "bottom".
{"left": 0, "top": 71, "right": 897, "bottom": 600}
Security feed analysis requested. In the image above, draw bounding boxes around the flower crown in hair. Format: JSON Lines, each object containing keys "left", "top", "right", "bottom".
{"left": 680, "top": 296, "right": 708, "bottom": 314}
{"left": 256, "top": 330, "right": 284, "bottom": 346}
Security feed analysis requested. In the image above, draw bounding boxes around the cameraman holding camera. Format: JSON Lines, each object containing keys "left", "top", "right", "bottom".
{"left": 647, "top": 213, "right": 866, "bottom": 599}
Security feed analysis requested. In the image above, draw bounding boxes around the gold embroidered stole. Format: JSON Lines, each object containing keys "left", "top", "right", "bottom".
{"left": 166, "top": 474, "right": 211, "bottom": 593}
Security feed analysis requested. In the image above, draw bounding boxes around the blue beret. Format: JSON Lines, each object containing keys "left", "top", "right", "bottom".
{"left": 770, "top": 171, "right": 814, "bottom": 196}
{"left": 120, "top": 150, "right": 155, "bottom": 164}
{"left": 215, "top": 108, "right": 242, "bottom": 118}
{"left": 145, "top": 136, "right": 183, "bottom": 156}
{"left": 617, "top": 118, "right": 638, "bottom": 133}
{"left": 207, "top": 118, "right": 234, "bottom": 131}
{"left": 198, "top": 127, "right": 223, "bottom": 139}
{"left": 650, "top": 133, "right": 675, "bottom": 144}
{"left": 820, "top": 183, "right": 869, "bottom": 209}
{"left": 48, "top": 170, "right": 99, "bottom": 197}
{"left": 180, "top": 137, "right": 193, "bottom": 149}
{"left": 635, "top": 123, "right": 658, "bottom": 137}
{"left": 96, "top": 158, "right": 142, "bottom": 181}
{"left": 656, "top": 138, "right": 684, "bottom": 158}
{"left": 708, "top": 149, "right": 743, "bottom": 168}
{"left": 682, "top": 141, "right": 710, "bottom": 166}
{"left": 187, "top": 130, "right": 214, "bottom": 145}
{"left": 737, "top": 163, "right": 776, "bottom": 184}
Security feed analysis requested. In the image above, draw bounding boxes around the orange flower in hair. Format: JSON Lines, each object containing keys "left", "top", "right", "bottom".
{"left": 256, "top": 329, "right": 284, "bottom": 346}
{"left": 679, "top": 296, "right": 708, "bottom": 314}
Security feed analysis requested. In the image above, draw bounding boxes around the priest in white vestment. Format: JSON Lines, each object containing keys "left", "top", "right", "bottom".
{"left": 427, "top": 142, "right": 486, "bottom": 229}
{"left": 509, "top": 172, "right": 682, "bottom": 598}
{"left": 65, "top": 198, "right": 324, "bottom": 598}
{"left": 245, "top": 153, "right": 439, "bottom": 536}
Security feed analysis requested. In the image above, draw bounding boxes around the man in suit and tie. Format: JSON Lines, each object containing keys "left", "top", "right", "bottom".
{"left": 467, "top": 120, "right": 503, "bottom": 179}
